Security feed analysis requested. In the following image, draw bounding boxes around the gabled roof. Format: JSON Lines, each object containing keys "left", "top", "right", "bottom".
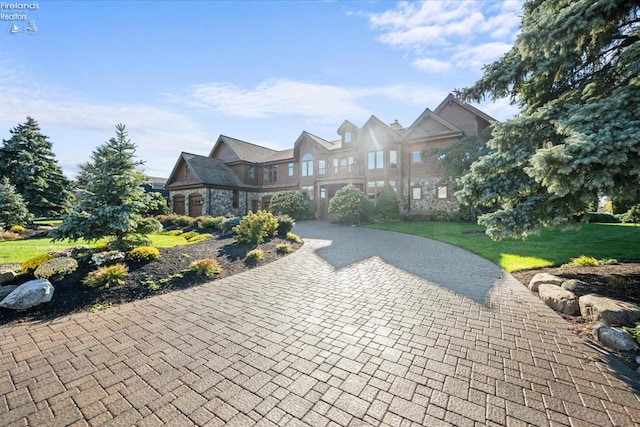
{"left": 166, "top": 152, "right": 244, "bottom": 189}
{"left": 337, "top": 119, "right": 360, "bottom": 135}
{"left": 262, "top": 148, "right": 295, "bottom": 163}
{"left": 357, "top": 115, "right": 403, "bottom": 148}
{"left": 403, "top": 108, "right": 463, "bottom": 142}
{"left": 209, "top": 135, "right": 280, "bottom": 164}
{"left": 434, "top": 93, "right": 496, "bottom": 123}
{"left": 293, "top": 131, "right": 340, "bottom": 155}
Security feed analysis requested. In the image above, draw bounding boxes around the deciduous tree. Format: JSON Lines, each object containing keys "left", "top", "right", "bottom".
{"left": 457, "top": 0, "right": 639, "bottom": 239}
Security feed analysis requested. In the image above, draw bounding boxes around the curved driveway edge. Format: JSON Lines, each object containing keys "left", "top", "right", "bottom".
{"left": 0, "top": 221, "right": 639, "bottom": 426}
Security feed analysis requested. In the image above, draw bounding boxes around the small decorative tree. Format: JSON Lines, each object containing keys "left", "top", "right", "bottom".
{"left": 374, "top": 184, "right": 400, "bottom": 221}
{"left": 328, "top": 184, "right": 368, "bottom": 224}
{"left": 50, "top": 124, "right": 161, "bottom": 249}
{"left": 269, "top": 191, "right": 310, "bottom": 219}
{"left": 0, "top": 177, "right": 34, "bottom": 228}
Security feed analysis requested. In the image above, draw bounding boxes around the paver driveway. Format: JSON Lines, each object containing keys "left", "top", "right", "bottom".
{"left": 1, "top": 221, "right": 639, "bottom": 426}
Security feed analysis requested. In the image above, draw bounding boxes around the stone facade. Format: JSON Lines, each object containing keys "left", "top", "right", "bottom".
{"left": 403, "top": 177, "right": 461, "bottom": 220}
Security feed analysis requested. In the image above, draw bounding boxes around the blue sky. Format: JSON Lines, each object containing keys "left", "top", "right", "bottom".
{"left": 1, "top": 0, "right": 524, "bottom": 178}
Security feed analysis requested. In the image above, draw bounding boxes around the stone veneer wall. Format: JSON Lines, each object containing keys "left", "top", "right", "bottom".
{"left": 170, "top": 188, "right": 257, "bottom": 217}
{"left": 402, "top": 177, "right": 461, "bottom": 220}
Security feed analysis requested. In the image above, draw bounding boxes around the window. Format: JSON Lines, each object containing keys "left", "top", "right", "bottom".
{"left": 412, "top": 187, "right": 422, "bottom": 200}
{"left": 318, "top": 160, "right": 326, "bottom": 177}
{"left": 288, "top": 163, "right": 294, "bottom": 177}
{"left": 302, "top": 154, "right": 314, "bottom": 177}
{"left": 344, "top": 131, "right": 352, "bottom": 144}
{"left": 412, "top": 151, "right": 422, "bottom": 163}
{"left": 333, "top": 159, "right": 339, "bottom": 175}
{"left": 249, "top": 167, "right": 255, "bottom": 179}
{"left": 302, "top": 185, "right": 314, "bottom": 200}
{"left": 184, "top": 165, "right": 190, "bottom": 178}
{"left": 320, "top": 187, "right": 326, "bottom": 199}
{"left": 232, "top": 190, "right": 239, "bottom": 208}
{"left": 367, "top": 180, "right": 385, "bottom": 199}
{"left": 437, "top": 185, "right": 448, "bottom": 199}
{"left": 263, "top": 165, "right": 277, "bottom": 183}
{"left": 390, "top": 150, "right": 397, "bottom": 168}
{"left": 368, "top": 150, "right": 384, "bottom": 169}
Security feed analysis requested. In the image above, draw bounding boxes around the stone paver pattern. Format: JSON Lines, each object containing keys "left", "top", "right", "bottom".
{"left": 1, "top": 221, "right": 640, "bottom": 426}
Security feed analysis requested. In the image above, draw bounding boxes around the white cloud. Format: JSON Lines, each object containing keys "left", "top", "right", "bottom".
{"left": 367, "top": 0, "right": 524, "bottom": 73}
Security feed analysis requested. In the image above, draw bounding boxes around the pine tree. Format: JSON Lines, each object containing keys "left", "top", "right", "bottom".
{"left": 0, "top": 177, "right": 34, "bottom": 228}
{"left": 0, "top": 117, "right": 72, "bottom": 217}
{"left": 50, "top": 124, "right": 161, "bottom": 248}
{"left": 457, "top": 0, "right": 640, "bottom": 239}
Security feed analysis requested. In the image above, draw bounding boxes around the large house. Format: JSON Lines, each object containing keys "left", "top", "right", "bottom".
{"left": 165, "top": 94, "right": 494, "bottom": 219}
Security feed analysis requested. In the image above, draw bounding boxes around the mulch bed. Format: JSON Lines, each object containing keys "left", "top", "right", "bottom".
{"left": 0, "top": 231, "right": 301, "bottom": 326}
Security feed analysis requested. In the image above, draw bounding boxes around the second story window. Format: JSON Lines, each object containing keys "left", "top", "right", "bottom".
{"left": 412, "top": 151, "right": 422, "bottom": 163}
{"left": 249, "top": 167, "right": 255, "bottom": 179}
{"left": 263, "top": 165, "right": 277, "bottom": 183}
{"left": 368, "top": 150, "right": 384, "bottom": 170}
{"left": 390, "top": 150, "right": 397, "bottom": 168}
{"left": 318, "top": 160, "right": 326, "bottom": 177}
{"left": 302, "top": 153, "right": 314, "bottom": 177}
{"left": 288, "top": 163, "right": 294, "bottom": 176}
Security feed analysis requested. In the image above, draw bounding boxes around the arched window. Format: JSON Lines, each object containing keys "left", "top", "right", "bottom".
{"left": 302, "top": 153, "right": 314, "bottom": 177}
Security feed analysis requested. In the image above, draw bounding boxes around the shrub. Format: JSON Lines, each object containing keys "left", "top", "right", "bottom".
{"left": 221, "top": 217, "right": 242, "bottom": 234}
{"left": 173, "top": 215, "right": 196, "bottom": 227}
{"left": 269, "top": 191, "right": 310, "bottom": 219}
{"left": 619, "top": 204, "right": 640, "bottom": 224}
{"left": 186, "top": 233, "right": 211, "bottom": 244}
{"left": 374, "top": 185, "right": 400, "bottom": 220}
{"left": 21, "top": 253, "right": 55, "bottom": 274}
{"left": 34, "top": 257, "right": 78, "bottom": 281}
{"left": 156, "top": 213, "right": 178, "bottom": 227}
{"left": 563, "top": 255, "right": 599, "bottom": 268}
{"left": 188, "top": 258, "right": 221, "bottom": 278}
{"left": 276, "top": 215, "right": 295, "bottom": 236}
{"left": 286, "top": 232, "right": 302, "bottom": 243}
{"left": 0, "top": 231, "right": 19, "bottom": 240}
{"left": 181, "top": 231, "right": 200, "bottom": 241}
{"left": 328, "top": 185, "right": 369, "bottom": 224}
{"left": 586, "top": 212, "right": 619, "bottom": 223}
{"left": 9, "top": 225, "right": 25, "bottom": 233}
{"left": 196, "top": 215, "right": 225, "bottom": 229}
{"left": 246, "top": 249, "right": 263, "bottom": 261}
{"left": 83, "top": 263, "right": 129, "bottom": 288}
{"left": 127, "top": 246, "right": 161, "bottom": 262}
{"left": 91, "top": 250, "right": 126, "bottom": 266}
{"left": 623, "top": 322, "right": 640, "bottom": 343}
{"left": 276, "top": 243, "right": 293, "bottom": 254}
{"left": 164, "top": 229, "right": 184, "bottom": 236}
{"left": 233, "top": 210, "right": 279, "bottom": 244}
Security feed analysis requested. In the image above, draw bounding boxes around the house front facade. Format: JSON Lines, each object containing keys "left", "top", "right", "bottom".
{"left": 165, "top": 94, "right": 494, "bottom": 218}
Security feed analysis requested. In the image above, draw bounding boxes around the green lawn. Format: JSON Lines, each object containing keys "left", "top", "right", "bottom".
{"left": 0, "top": 234, "right": 189, "bottom": 264}
{"left": 368, "top": 221, "right": 640, "bottom": 272}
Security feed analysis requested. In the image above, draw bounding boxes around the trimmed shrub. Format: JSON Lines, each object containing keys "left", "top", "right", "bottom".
{"left": 91, "top": 250, "right": 126, "bottom": 266}
{"left": 21, "top": 253, "right": 55, "bottom": 274}
{"left": 188, "top": 259, "right": 221, "bottom": 278}
{"left": 83, "top": 263, "right": 129, "bottom": 288}
{"left": 164, "top": 229, "right": 184, "bottom": 236}
{"left": 173, "top": 215, "right": 196, "bottom": 227}
{"left": 276, "top": 243, "right": 293, "bottom": 254}
{"left": 328, "top": 184, "right": 369, "bottom": 224}
{"left": 374, "top": 185, "right": 400, "bottom": 220}
{"left": 34, "top": 257, "right": 78, "bottom": 281}
{"left": 586, "top": 212, "right": 619, "bottom": 223}
{"left": 233, "top": 210, "right": 279, "bottom": 244}
{"left": 196, "top": 215, "right": 225, "bottom": 229}
{"left": 156, "top": 213, "right": 178, "bottom": 227}
{"left": 0, "top": 231, "right": 19, "bottom": 240}
{"left": 269, "top": 191, "right": 310, "bottom": 219}
{"left": 9, "top": 225, "right": 25, "bottom": 233}
{"left": 186, "top": 233, "right": 211, "bottom": 244}
{"left": 276, "top": 215, "right": 295, "bottom": 236}
{"left": 181, "top": 231, "right": 200, "bottom": 241}
{"left": 246, "top": 249, "right": 263, "bottom": 261}
{"left": 127, "top": 246, "right": 161, "bottom": 263}
{"left": 286, "top": 232, "right": 302, "bottom": 243}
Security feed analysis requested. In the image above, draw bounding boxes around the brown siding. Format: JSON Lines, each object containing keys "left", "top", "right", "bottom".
{"left": 437, "top": 103, "right": 479, "bottom": 136}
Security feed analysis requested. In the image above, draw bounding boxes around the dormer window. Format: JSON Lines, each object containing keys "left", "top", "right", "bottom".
{"left": 344, "top": 131, "right": 352, "bottom": 144}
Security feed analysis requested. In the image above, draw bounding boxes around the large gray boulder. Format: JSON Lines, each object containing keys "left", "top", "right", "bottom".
{"left": 529, "top": 272, "right": 564, "bottom": 292}
{"left": 561, "top": 279, "right": 590, "bottom": 295}
{"left": 0, "top": 285, "right": 19, "bottom": 300}
{"left": 579, "top": 294, "right": 640, "bottom": 326}
{"left": 0, "top": 279, "right": 54, "bottom": 311}
{"left": 0, "top": 270, "right": 16, "bottom": 285}
{"left": 594, "top": 322, "right": 639, "bottom": 352}
{"left": 538, "top": 284, "right": 580, "bottom": 315}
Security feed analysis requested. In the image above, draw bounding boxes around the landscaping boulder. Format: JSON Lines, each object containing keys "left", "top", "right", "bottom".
{"left": 0, "top": 270, "right": 16, "bottom": 285}
{"left": 579, "top": 294, "right": 640, "bottom": 326}
{"left": 594, "top": 322, "right": 639, "bottom": 352}
{"left": 561, "top": 279, "right": 590, "bottom": 295}
{"left": 0, "top": 279, "right": 54, "bottom": 311}
{"left": 0, "top": 285, "right": 19, "bottom": 300}
{"left": 538, "top": 283, "right": 580, "bottom": 315}
{"left": 528, "top": 273, "right": 564, "bottom": 292}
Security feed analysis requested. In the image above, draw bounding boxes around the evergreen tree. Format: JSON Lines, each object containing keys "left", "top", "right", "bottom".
{"left": 0, "top": 117, "right": 72, "bottom": 217}
{"left": 0, "top": 177, "right": 34, "bottom": 228}
{"left": 50, "top": 124, "right": 161, "bottom": 248}
{"left": 457, "top": 0, "right": 640, "bottom": 239}
{"left": 374, "top": 185, "right": 400, "bottom": 220}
